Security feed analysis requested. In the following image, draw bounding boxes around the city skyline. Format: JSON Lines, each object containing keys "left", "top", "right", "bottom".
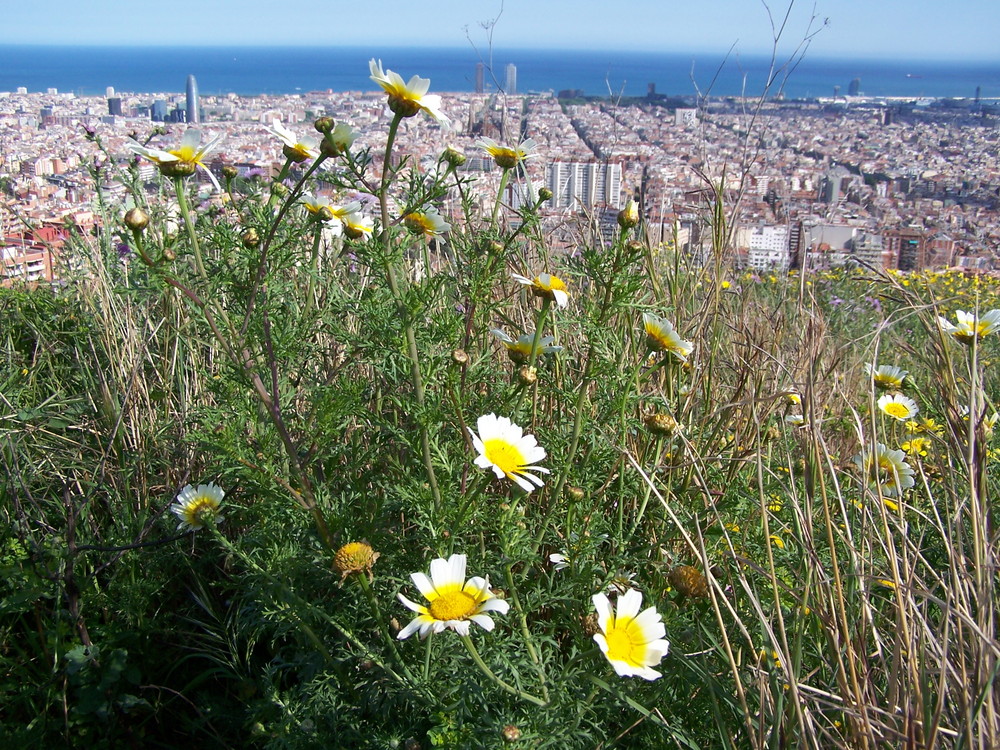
{"left": 2, "top": 0, "right": 999, "bottom": 62}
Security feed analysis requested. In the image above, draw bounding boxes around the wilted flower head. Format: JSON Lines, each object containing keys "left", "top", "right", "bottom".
{"left": 170, "top": 482, "right": 225, "bottom": 531}
{"left": 478, "top": 137, "right": 537, "bottom": 169}
{"left": 490, "top": 328, "right": 563, "bottom": 364}
{"left": 266, "top": 119, "right": 320, "bottom": 162}
{"left": 128, "top": 128, "right": 223, "bottom": 190}
{"left": 643, "top": 312, "right": 694, "bottom": 361}
{"left": 938, "top": 309, "right": 1000, "bottom": 344}
{"left": 333, "top": 542, "right": 379, "bottom": 581}
{"left": 468, "top": 413, "right": 549, "bottom": 493}
{"left": 853, "top": 443, "right": 915, "bottom": 497}
{"left": 592, "top": 589, "right": 669, "bottom": 680}
{"left": 397, "top": 553, "right": 509, "bottom": 639}
{"left": 369, "top": 58, "right": 449, "bottom": 123}
{"left": 403, "top": 206, "right": 450, "bottom": 238}
{"left": 512, "top": 272, "right": 570, "bottom": 308}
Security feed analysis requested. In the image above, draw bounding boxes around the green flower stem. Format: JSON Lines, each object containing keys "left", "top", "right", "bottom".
{"left": 208, "top": 528, "right": 398, "bottom": 684}
{"left": 629, "top": 436, "right": 664, "bottom": 538}
{"left": 423, "top": 632, "right": 434, "bottom": 682}
{"left": 513, "top": 298, "right": 552, "bottom": 419}
{"left": 460, "top": 635, "right": 547, "bottom": 707}
{"left": 503, "top": 564, "right": 550, "bottom": 703}
{"left": 303, "top": 224, "right": 323, "bottom": 319}
{"left": 172, "top": 176, "right": 208, "bottom": 283}
{"left": 492, "top": 168, "right": 512, "bottom": 226}
{"left": 355, "top": 573, "right": 420, "bottom": 687}
{"left": 586, "top": 674, "right": 672, "bottom": 730}
{"left": 268, "top": 157, "right": 294, "bottom": 208}
{"left": 378, "top": 111, "right": 443, "bottom": 514}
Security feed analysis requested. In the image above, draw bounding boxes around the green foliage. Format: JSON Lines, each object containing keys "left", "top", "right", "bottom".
{"left": 3, "top": 99, "right": 1000, "bottom": 750}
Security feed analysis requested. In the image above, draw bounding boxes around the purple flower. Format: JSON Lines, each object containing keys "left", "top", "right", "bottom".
{"left": 116, "top": 242, "right": 132, "bottom": 259}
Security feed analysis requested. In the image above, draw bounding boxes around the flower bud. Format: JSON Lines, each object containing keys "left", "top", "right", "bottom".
{"left": 162, "top": 247, "right": 176, "bottom": 261}
{"left": 314, "top": 116, "right": 335, "bottom": 134}
{"left": 538, "top": 187, "right": 553, "bottom": 202}
{"left": 501, "top": 725, "right": 522, "bottom": 743}
{"left": 271, "top": 182, "right": 289, "bottom": 197}
{"left": 618, "top": 199, "right": 640, "bottom": 229}
{"left": 221, "top": 165, "right": 238, "bottom": 180}
{"left": 451, "top": 348, "right": 469, "bottom": 365}
{"left": 124, "top": 207, "right": 150, "bottom": 232}
{"left": 443, "top": 146, "right": 466, "bottom": 168}
{"left": 241, "top": 228, "right": 260, "bottom": 249}
{"left": 566, "top": 485, "right": 585, "bottom": 501}
{"left": 517, "top": 365, "right": 538, "bottom": 386}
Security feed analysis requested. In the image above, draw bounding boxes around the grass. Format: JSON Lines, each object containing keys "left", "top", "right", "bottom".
{"left": 2, "top": 90, "right": 999, "bottom": 749}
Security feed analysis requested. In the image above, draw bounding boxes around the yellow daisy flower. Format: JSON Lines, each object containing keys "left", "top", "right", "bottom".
{"left": 866, "top": 363, "right": 908, "bottom": 391}
{"left": 478, "top": 137, "right": 537, "bottom": 169}
{"left": 877, "top": 393, "right": 919, "bottom": 421}
{"left": 128, "top": 128, "right": 223, "bottom": 189}
{"left": 592, "top": 589, "right": 670, "bottom": 681}
{"left": 369, "top": 58, "right": 449, "bottom": 123}
{"left": 853, "top": 443, "right": 915, "bottom": 497}
{"left": 643, "top": 312, "right": 694, "bottom": 362}
{"left": 938, "top": 309, "right": 1000, "bottom": 344}
{"left": 512, "top": 272, "right": 570, "bottom": 308}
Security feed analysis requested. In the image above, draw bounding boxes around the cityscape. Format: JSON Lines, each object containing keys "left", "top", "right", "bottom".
{"left": 2, "top": 64, "right": 999, "bottom": 283}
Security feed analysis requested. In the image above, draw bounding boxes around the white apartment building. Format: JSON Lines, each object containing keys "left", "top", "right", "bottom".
{"left": 546, "top": 161, "right": 622, "bottom": 210}
{"left": 746, "top": 225, "right": 791, "bottom": 270}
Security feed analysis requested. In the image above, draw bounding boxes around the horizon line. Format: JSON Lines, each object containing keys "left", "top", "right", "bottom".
{"left": 1, "top": 41, "right": 998, "bottom": 64}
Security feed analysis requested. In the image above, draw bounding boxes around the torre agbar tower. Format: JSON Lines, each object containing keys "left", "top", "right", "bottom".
{"left": 186, "top": 75, "right": 200, "bottom": 125}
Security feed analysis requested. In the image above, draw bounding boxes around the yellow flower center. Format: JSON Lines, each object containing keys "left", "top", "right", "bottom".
{"left": 874, "top": 374, "right": 901, "bottom": 389}
{"left": 428, "top": 589, "right": 478, "bottom": 621}
{"left": 604, "top": 616, "right": 646, "bottom": 667}
{"left": 483, "top": 438, "right": 526, "bottom": 478}
{"left": 182, "top": 496, "right": 220, "bottom": 527}
{"left": 537, "top": 275, "right": 566, "bottom": 292}
{"left": 883, "top": 402, "right": 912, "bottom": 420}
{"left": 404, "top": 212, "right": 436, "bottom": 235}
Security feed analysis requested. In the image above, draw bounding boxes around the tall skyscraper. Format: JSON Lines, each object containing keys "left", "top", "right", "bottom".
{"left": 475, "top": 62, "right": 485, "bottom": 94}
{"left": 505, "top": 64, "right": 517, "bottom": 95}
{"left": 107, "top": 97, "right": 123, "bottom": 117}
{"left": 848, "top": 77, "right": 861, "bottom": 96}
{"left": 186, "top": 74, "right": 200, "bottom": 125}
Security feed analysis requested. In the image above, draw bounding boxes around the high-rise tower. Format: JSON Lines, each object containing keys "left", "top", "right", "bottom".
{"left": 186, "top": 74, "right": 200, "bottom": 124}
{"left": 475, "top": 62, "right": 485, "bottom": 94}
{"left": 504, "top": 63, "right": 517, "bottom": 95}
{"left": 848, "top": 77, "right": 861, "bottom": 97}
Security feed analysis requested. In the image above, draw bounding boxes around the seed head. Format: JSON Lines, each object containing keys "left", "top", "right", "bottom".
{"left": 333, "top": 542, "right": 379, "bottom": 582}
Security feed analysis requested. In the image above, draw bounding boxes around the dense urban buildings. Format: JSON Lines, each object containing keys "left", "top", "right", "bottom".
{"left": 2, "top": 80, "right": 999, "bottom": 284}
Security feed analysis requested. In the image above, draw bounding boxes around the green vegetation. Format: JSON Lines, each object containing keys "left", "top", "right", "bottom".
{"left": 3, "top": 76, "right": 1000, "bottom": 749}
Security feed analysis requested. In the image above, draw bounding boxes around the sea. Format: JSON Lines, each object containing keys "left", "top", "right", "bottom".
{"left": 1, "top": 45, "right": 998, "bottom": 100}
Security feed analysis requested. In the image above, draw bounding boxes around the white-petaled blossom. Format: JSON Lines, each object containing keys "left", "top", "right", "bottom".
{"left": 643, "top": 312, "right": 694, "bottom": 362}
{"left": 128, "top": 128, "right": 223, "bottom": 190}
{"left": 490, "top": 328, "right": 563, "bottom": 363}
{"left": 170, "top": 483, "right": 225, "bottom": 531}
{"left": 328, "top": 121, "right": 360, "bottom": 154}
{"left": 300, "top": 194, "right": 361, "bottom": 221}
{"left": 592, "top": 589, "right": 670, "bottom": 681}
{"left": 342, "top": 212, "right": 375, "bottom": 240}
{"left": 397, "top": 554, "right": 509, "bottom": 639}
{"left": 468, "top": 413, "right": 550, "bottom": 493}
{"left": 266, "top": 119, "right": 320, "bottom": 162}
{"left": 938, "top": 309, "right": 1000, "bottom": 344}
{"left": 549, "top": 553, "right": 570, "bottom": 571}
{"left": 512, "top": 272, "right": 570, "bottom": 308}
{"left": 877, "top": 393, "right": 919, "bottom": 421}
{"left": 369, "top": 58, "right": 449, "bottom": 123}
{"left": 403, "top": 206, "right": 450, "bottom": 238}
{"left": 785, "top": 414, "right": 806, "bottom": 427}
{"left": 477, "top": 137, "right": 537, "bottom": 169}
{"left": 866, "top": 363, "right": 908, "bottom": 391}
{"left": 853, "top": 443, "right": 916, "bottom": 497}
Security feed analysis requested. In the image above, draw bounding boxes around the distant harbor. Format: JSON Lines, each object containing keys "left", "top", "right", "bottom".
{"left": 1, "top": 45, "right": 998, "bottom": 100}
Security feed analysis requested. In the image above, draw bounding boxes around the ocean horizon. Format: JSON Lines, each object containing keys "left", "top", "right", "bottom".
{"left": 2, "top": 45, "right": 998, "bottom": 100}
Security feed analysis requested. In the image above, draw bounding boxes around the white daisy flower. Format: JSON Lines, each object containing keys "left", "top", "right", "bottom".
{"left": 643, "top": 312, "right": 694, "bottom": 362}
{"left": 468, "top": 413, "right": 549, "bottom": 493}
{"left": 170, "top": 482, "right": 225, "bottom": 531}
{"left": 512, "top": 272, "right": 570, "bottom": 308}
{"left": 877, "top": 393, "right": 919, "bottom": 421}
{"left": 369, "top": 58, "right": 449, "bottom": 123}
{"left": 397, "top": 554, "right": 509, "bottom": 639}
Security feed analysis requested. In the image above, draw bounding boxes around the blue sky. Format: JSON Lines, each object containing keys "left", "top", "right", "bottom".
{"left": 2, "top": 0, "right": 998, "bottom": 61}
